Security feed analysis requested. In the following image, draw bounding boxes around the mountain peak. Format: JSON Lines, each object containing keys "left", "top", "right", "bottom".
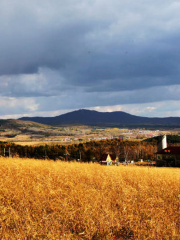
{"left": 19, "top": 109, "right": 180, "bottom": 127}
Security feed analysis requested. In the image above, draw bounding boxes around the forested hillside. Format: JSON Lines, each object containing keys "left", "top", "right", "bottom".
{"left": 144, "top": 135, "right": 180, "bottom": 144}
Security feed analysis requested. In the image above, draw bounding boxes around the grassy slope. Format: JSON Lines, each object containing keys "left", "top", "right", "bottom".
{"left": 0, "top": 158, "right": 180, "bottom": 239}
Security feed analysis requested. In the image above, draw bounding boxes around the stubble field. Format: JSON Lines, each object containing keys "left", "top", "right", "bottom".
{"left": 0, "top": 157, "right": 180, "bottom": 239}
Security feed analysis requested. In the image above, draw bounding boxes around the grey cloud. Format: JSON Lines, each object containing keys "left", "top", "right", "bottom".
{"left": 1, "top": 84, "right": 180, "bottom": 117}
{"left": 34, "top": 85, "right": 180, "bottom": 113}
{"left": 1, "top": 0, "right": 180, "bottom": 117}
{"left": 0, "top": 68, "right": 68, "bottom": 97}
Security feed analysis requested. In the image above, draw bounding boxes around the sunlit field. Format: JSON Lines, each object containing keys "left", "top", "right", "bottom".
{"left": 0, "top": 157, "right": 180, "bottom": 239}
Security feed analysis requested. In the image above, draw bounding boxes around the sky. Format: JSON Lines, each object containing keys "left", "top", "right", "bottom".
{"left": 1, "top": 0, "right": 180, "bottom": 119}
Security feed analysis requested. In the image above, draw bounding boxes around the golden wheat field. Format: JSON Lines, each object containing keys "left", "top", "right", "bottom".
{"left": 0, "top": 157, "right": 180, "bottom": 239}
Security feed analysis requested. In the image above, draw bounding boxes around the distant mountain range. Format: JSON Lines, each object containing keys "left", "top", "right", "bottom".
{"left": 19, "top": 109, "right": 180, "bottom": 127}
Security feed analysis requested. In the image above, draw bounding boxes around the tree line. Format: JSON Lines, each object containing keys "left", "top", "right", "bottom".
{"left": 0, "top": 139, "right": 158, "bottom": 162}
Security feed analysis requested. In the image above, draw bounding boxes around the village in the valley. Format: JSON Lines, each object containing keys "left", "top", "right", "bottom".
{"left": 1, "top": 119, "right": 180, "bottom": 167}
{"left": 0, "top": 120, "right": 177, "bottom": 146}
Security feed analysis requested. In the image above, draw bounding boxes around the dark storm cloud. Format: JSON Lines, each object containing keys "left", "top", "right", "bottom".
{"left": 64, "top": 31, "right": 180, "bottom": 92}
{"left": 1, "top": 0, "right": 180, "bottom": 117}
{"left": 0, "top": 19, "right": 93, "bottom": 75}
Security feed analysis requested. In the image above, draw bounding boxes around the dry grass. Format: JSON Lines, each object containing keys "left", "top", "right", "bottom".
{"left": 0, "top": 157, "right": 180, "bottom": 239}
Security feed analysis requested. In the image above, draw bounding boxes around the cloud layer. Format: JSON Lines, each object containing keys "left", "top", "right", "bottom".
{"left": 1, "top": 0, "right": 180, "bottom": 118}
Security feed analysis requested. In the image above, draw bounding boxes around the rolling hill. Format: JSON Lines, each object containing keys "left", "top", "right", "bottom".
{"left": 19, "top": 109, "right": 180, "bottom": 127}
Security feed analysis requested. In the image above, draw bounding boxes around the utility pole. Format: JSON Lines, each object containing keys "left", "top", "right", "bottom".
{"left": 4, "top": 147, "right": 11, "bottom": 157}
{"left": 79, "top": 150, "right": 81, "bottom": 162}
{"left": 44, "top": 149, "right": 48, "bottom": 159}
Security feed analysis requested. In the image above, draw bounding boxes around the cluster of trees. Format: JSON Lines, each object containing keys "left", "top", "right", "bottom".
{"left": 0, "top": 139, "right": 157, "bottom": 162}
{"left": 144, "top": 134, "right": 180, "bottom": 145}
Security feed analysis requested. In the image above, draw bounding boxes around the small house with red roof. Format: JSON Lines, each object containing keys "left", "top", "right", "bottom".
{"left": 99, "top": 154, "right": 119, "bottom": 165}
{"left": 155, "top": 146, "right": 180, "bottom": 167}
